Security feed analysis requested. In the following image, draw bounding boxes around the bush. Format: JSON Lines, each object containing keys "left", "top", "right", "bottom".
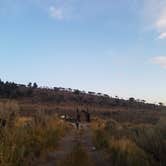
{"left": 108, "top": 139, "right": 150, "bottom": 166}
{"left": 93, "top": 129, "right": 108, "bottom": 149}
{"left": 157, "top": 117, "right": 166, "bottom": 139}
{"left": 0, "top": 119, "right": 65, "bottom": 166}
{"left": 93, "top": 118, "right": 166, "bottom": 166}
{"left": 0, "top": 100, "right": 68, "bottom": 166}
{"left": 132, "top": 126, "right": 166, "bottom": 166}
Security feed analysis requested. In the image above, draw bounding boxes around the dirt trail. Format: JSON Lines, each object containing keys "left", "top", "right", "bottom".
{"left": 80, "top": 123, "right": 110, "bottom": 166}
{"left": 36, "top": 128, "right": 78, "bottom": 166}
{"left": 36, "top": 123, "right": 110, "bottom": 166}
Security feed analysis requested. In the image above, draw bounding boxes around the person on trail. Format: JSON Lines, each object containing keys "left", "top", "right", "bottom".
{"left": 75, "top": 109, "right": 80, "bottom": 130}
{"left": 82, "top": 109, "right": 91, "bottom": 123}
{"left": 86, "top": 111, "right": 90, "bottom": 123}
{"left": 75, "top": 120, "right": 79, "bottom": 130}
{"left": 76, "top": 109, "right": 81, "bottom": 122}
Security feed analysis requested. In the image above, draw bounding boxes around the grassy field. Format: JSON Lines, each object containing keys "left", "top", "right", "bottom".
{"left": 0, "top": 99, "right": 166, "bottom": 166}
{"left": 93, "top": 117, "right": 166, "bottom": 166}
{"left": 0, "top": 100, "right": 69, "bottom": 166}
{"left": 59, "top": 143, "right": 94, "bottom": 166}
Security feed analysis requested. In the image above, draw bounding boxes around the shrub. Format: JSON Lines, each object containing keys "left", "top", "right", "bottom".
{"left": 0, "top": 119, "right": 65, "bottom": 166}
{"left": 156, "top": 117, "right": 166, "bottom": 139}
{"left": 93, "top": 118, "right": 166, "bottom": 166}
{"left": 0, "top": 100, "right": 20, "bottom": 127}
{"left": 0, "top": 100, "right": 68, "bottom": 166}
{"left": 93, "top": 129, "right": 109, "bottom": 149}
{"left": 105, "top": 119, "right": 130, "bottom": 139}
{"left": 132, "top": 126, "right": 166, "bottom": 166}
{"left": 108, "top": 139, "right": 150, "bottom": 166}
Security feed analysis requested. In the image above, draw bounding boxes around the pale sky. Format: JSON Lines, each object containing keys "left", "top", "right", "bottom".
{"left": 0, "top": 0, "right": 166, "bottom": 104}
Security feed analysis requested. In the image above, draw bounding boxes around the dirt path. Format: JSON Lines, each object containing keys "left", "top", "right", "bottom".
{"left": 80, "top": 123, "right": 110, "bottom": 166}
{"left": 36, "top": 128, "right": 78, "bottom": 166}
{"left": 36, "top": 123, "right": 110, "bottom": 166}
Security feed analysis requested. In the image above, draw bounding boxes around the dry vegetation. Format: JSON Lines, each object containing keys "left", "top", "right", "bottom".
{"left": 0, "top": 80, "right": 166, "bottom": 166}
{"left": 93, "top": 116, "right": 166, "bottom": 166}
{"left": 0, "top": 100, "right": 69, "bottom": 166}
{"left": 59, "top": 143, "right": 94, "bottom": 166}
{"left": 0, "top": 98, "right": 166, "bottom": 166}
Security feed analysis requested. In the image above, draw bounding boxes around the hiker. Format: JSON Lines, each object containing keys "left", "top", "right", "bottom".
{"left": 75, "top": 109, "right": 80, "bottom": 130}
{"left": 76, "top": 109, "right": 81, "bottom": 122}
{"left": 82, "top": 109, "right": 91, "bottom": 123}
{"left": 75, "top": 120, "right": 79, "bottom": 130}
{"left": 86, "top": 111, "right": 90, "bottom": 123}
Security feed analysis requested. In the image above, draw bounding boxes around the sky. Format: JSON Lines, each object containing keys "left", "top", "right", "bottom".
{"left": 0, "top": 0, "right": 166, "bottom": 104}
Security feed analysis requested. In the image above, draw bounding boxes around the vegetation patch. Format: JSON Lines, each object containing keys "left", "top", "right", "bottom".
{"left": 59, "top": 143, "right": 94, "bottom": 166}
{"left": 108, "top": 138, "right": 150, "bottom": 166}
{"left": 93, "top": 118, "right": 166, "bottom": 166}
{"left": 0, "top": 100, "right": 68, "bottom": 166}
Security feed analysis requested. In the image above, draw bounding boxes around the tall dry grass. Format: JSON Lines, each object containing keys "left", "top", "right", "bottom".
{"left": 0, "top": 100, "right": 69, "bottom": 166}
{"left": 93, "top": 117, "right": 166, "bottom": 166}
{"left": 108, "top": 138, "right": 150, "bottom": 166}
{"left": 59, "top": 143, "right": 94, "bottom": 166}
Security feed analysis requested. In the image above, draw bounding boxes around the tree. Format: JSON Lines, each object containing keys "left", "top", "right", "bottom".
{"left": 159, "top": 102, "right": 164, "bottom": 106}
{"left": 141, "top": 100, "right": 146, "bottom": 103}
{"left": 33, "top": 82, "right": 38, "bottom": 89}
{"left": 28, "top": 82, "right": 32, "bottom": 88}
{"left": 129, "top": 97, "right": 135, "bottom": 103}
{"left": 74, "top": 89, "right": 81, "bottom": 95}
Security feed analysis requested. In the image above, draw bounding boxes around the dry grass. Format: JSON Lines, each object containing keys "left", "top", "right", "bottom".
{"left": 93, "top": 117, "right": 166, "bottom": 166}
{"left": 0, "top": 100, "right": 69, "bottom": 166}
{"left": 90, "top": 117, "right": 107, "bottom": 130}
{"left": 59, "top": 143, "right": 94, "bottom": 166}
{"left": 108, "top": 138, "right": 150, "bottom": 166}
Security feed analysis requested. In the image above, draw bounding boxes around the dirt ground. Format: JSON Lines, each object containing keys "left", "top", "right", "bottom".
{"left": 35, "top": 122, "right": 110, "bottom": 166}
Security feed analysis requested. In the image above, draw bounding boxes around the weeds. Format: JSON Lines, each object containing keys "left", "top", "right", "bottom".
{"left": 108, "top": 138, "right": 150, "bottom": 166}
{"left": 59, "top": 143, "right": 94, "bottom": 166}
{"left": 93, "top": 117, "right": 166, "bottom": 166}
{"left": 93, "top": 129, "right": 108, "bottom": 149}
{"left": 0, "top": 100, "right": 68, "bottom": 166}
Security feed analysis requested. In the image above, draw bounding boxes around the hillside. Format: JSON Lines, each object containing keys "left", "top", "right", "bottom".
{"left": 0, "top": 79, "right": 165, "bottom": 124}
{"left": 0, "top": 79, "right": 164, "bottom": 107}
{"left": 0, "top": 79, "right": 166, "bottom": 166}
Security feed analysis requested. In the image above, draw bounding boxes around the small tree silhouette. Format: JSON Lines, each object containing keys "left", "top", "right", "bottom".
{"left": 28, "top": 82, "right": 32, "bottom": 88}
{"left": 33, "top": 82, "right": 38, "bottom": 89}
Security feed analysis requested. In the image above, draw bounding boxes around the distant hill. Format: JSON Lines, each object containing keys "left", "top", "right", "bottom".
{"left": 0, "top": 79, "right": 165, "bottom": 111}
